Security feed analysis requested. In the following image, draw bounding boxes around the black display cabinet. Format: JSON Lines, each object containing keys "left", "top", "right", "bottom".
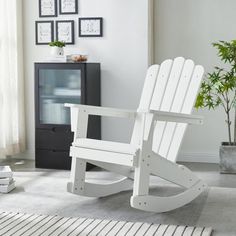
{"left": 35, "top": 62, "right": 101, "bottom": 170}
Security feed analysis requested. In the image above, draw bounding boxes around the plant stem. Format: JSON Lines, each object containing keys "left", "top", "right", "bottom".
{"left": 233, "top": 89, "right": 236, "bottom": 143}
{"left": 226, "top": 110, "right": 232, "bottom": 145}
{"left": 225, "top": 93, "right": 232, "bottom": 145}
{"left": 234, "top": 109, "right": 236, "bottom": 143}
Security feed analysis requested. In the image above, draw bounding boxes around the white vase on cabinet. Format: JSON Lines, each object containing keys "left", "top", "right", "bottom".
{"left": 50, "top": 47, "right": 64, "bottom": 57}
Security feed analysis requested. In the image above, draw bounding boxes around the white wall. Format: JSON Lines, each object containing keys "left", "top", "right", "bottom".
{"left": 154, "top": 0, "right": 236, "bottom": 163}
{"left": 22, "top": 0, "right": 149, "bottom": 159}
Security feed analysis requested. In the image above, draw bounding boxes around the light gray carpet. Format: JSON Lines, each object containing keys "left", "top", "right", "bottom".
{"left": 0, "top": 170, "right": 230, "bottom": 235}
{"left": 0, "top": 212, "right": 212, "bottom": 236}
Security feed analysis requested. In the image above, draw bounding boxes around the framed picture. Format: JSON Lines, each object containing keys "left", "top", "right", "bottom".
{"left": 39, "top": 0, "right": 57, "bottom": 17}
{"left": 79, "top": 17, "right": 103, "bottom": 37}
{"left": 59, "top": 0, "right": 78, "bottom": 14}
{"left": 56, "top": 20, "right": 75, "bottom": 44}
{"left": 35, "top": 21, "right": 54, "bottom": 45}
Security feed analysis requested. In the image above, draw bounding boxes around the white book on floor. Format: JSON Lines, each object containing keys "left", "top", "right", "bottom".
{"left": 0, "top": 166, "right": 13, "bottom": 178}
{"left": 0, "top": 180, "right": 15, "bottom": 193}
{"left": 0, "top": 177, "right": 13, "bottom": 185}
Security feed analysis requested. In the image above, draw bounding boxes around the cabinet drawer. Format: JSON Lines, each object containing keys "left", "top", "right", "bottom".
{"left": 36, "top": 128, "right": 73, "bottom": 150}
{"left": 35, "top": 149, "right": 71, "bottom": 170}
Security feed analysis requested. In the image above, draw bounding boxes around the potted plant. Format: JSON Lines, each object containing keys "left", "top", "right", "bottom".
{"left": 49, "top": 41, "right": 66, "bottom": 56}
{"left": 195, "top": 40, "right": 236, "bottom": 173}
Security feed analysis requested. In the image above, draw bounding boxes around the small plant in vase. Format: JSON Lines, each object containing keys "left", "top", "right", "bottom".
{"left": 49, "top": 41, "right": 66, "bottom": 56}
{"left": 195, "top": 40, "right": 236, "bottom": 173}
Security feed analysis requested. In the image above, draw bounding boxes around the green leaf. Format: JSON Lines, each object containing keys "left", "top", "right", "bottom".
{"left": 197, "top": 40, "right": 236, "bottom": 109}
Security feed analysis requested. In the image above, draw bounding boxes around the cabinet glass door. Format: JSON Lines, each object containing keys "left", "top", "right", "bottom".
{"left": 39, "top": 69, "right": 81, "bottom": 125}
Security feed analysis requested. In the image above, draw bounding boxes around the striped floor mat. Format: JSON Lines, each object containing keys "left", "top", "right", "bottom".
{"left": 0, "top": 212, "right": 212, "bottom": 236}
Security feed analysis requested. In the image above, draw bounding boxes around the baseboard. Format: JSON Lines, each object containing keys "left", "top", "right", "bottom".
{"left": 178, "top": 152, "right": 219, "bottom": 164}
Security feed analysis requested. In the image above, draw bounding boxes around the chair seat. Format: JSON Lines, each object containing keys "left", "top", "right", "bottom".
{"left": 73, "top": 138, "right": 138, "bottom": 155}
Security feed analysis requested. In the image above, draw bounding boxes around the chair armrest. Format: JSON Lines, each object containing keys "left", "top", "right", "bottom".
{"left": 151, "top": 110, "right": 203, "bottom": 125}
{"left": 65, "top": 103, "right": 137, "bottom": 119}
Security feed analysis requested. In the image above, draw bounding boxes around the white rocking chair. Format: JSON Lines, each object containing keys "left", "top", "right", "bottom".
{"left": 65, "top": 57, "right": 206, "bottom": 213}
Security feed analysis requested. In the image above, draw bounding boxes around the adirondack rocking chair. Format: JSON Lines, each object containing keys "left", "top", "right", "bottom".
{"left": 65, "top": 57, "right": 206, "bottom": 213}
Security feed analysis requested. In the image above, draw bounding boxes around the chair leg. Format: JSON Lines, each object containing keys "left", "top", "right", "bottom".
{"left": 133, "top": 155, "right": 150, "bottom": 196}
{"left": 67, "top": 157, "right": 133, "bottom": 197}
{"left": 67, "top": 157, "right": 86, "bottom": 194}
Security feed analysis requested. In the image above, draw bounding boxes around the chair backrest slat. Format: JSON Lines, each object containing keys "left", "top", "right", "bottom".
{"left": 150, "top": 57, "right": 185, "bottom": 111}
{"left": 166, "top": 65, "right": 204, "bottom": 161}
{"left": 151, "top": 57, "right": 186, "bottom": 155}
{"left": 157, "top": 59, "right": 195, "bottom": 160}
{"left": 131, "top": 65, "right": 159, "bottom": 146}
{"left": 148, "top": 59, "right": 173, "bottom": 111}
{"left": 138, "top": 65, "right": 160, "bottom": 112}
{"left": 131, "top": 57, "right": 204, "bottom": 162}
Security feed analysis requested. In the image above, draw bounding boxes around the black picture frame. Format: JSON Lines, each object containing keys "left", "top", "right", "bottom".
{"left": 39, "top": 0, "right": 57, "bottom": 17}
{"left": 79, "top": 17, "right": 103, "bottom": 37}
{"left": 56, "top": 20, "right": 75, "bottom": 45}
{"left": 35, "top": 21, "right": 54, "bottom": 45}
{"left": 59, "top": 0, "right": 78, "bottom": 15}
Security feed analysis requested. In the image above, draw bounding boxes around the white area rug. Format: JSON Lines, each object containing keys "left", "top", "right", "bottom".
{"left": 0, "top": 212, "right": 212, "bottom": 236}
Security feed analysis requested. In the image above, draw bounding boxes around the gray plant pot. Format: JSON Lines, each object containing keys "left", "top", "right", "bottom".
{"left": 220, "top": 142, "right": 236, "bottom": 174}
